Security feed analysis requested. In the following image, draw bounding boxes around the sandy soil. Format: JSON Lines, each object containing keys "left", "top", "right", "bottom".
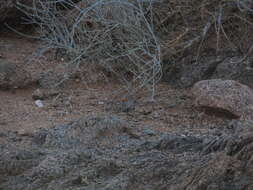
{"left": 0, "top": 32, "right": 230, "bottom": 136}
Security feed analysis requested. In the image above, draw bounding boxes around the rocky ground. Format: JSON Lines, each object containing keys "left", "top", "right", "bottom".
{"left": 0, "top": 31, "right": 253, "bottom": 189}
{"left": 0, "top": 115, "right": 253, "bottom": 190}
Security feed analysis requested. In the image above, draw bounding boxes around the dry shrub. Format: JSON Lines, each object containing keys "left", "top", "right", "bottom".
{"left": 17, "top": 0, "right": 253, "bottom": 97}
{"left": 153, "top": 0, "right": 253, "bottom": 64}
{"left": 18, "top": 0, "right": 162, "bottom": 99}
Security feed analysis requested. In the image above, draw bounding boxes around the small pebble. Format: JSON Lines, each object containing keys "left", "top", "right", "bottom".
{"left": 35, "top": 100, "right": 44, "bottom": 108}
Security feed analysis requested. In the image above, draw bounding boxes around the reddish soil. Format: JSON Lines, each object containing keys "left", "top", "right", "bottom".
{"left": 0, "top": 32, "right": 230, "bottom": 136}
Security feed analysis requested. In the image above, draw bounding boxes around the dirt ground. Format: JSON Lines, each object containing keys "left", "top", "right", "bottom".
{"left": 1, "top": 30, "right": 253, "bottom": 190}
{"left": 0, "top": 32, "right": 230, "bottom": 137}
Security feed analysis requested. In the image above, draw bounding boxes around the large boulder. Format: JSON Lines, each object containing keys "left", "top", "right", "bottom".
{"left": 191, "top": 79, "right": 253, "bottom": 120}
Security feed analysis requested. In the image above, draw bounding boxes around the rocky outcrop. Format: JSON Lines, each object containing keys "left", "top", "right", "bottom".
{"left": 0, "top": 115, "right": 253, "bottom": 189}
{"left": 191, "top": 79, "right": 253, "bottom": 120}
